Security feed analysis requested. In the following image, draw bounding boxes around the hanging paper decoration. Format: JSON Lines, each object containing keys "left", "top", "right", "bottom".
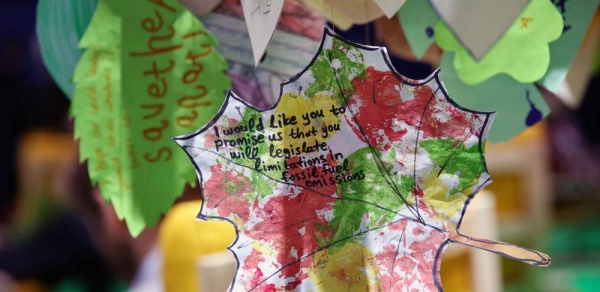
{"left": 36, "top": 0, "right": 97, "bottom": 98}
{"left": 374, "top": 0, "right": 406, "bottom": 18}
{"left": 202, "top": 0, "right": 325, "bottom": 108}
{"left": 240, "top": 0, "right": 285, "bottom": 65}
{"left": 540, "top": 0, "right": 600, "bottom": 93}
{"left": 430, "top": 0, "right": 530, "bottom": 60}
{"left": 175, "top": 28, "right": 550, "bottom": 291}
{"left": 296, "top": 0, "right": 385, "bottom": 30}
{"left": 440, "top": 53, "right": 550, "bottom": 142}
{"left": 71, "top": 0, "right": 231, "bottom": 236}
{"left": 397, "top": 0, "right": 439, "bottom": 60}
{"left": 435, "top": 0, "right": 564, "bottom": 85}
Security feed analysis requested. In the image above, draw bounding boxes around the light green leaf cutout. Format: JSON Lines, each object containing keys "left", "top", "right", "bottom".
{"left": 36, "top": 0, "right": 97, "bottom": 98}
{"left": 398, "top": 0, "right": 440, "bottom": 59}
{"left": 435, "top": 0, "right": 563, "bottom": 85}
{"left": 440, "top": 52, "right": 550, "bottom": 142}
{"left": 71, "top": 0, "right": 231, "bottom": 236}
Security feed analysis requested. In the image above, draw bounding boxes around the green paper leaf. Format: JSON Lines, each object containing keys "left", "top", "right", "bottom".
{"left": 71, "top": 0, "right": 231, "bottom": 236}
{"left": 440, "top": 52, "right": 550, "bottom": 142}
{"left": 36, "top": 0, "right": 97, "bottom": 98}
{"left": 541, "top": 0, "right": 600, "bottom": 93}
{"left": 435, "top": 0, "right": 564, "bottom": 85}
{"left": 398, "top": 0, "right": 440, "bottom": 59}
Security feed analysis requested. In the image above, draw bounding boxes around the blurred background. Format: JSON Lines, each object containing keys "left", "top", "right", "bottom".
{"left": 1, "top": 0, "right": 600, "bottom": 291}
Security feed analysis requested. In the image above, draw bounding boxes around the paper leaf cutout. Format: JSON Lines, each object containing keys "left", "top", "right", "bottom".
{"left": 398, "top": 0, "right": 440, "bottom": 60}
{"left": 241, "top": 0, "right": 285, "bottom": 65}
{"left": 36, "top": 0, "right": 97, "bottom": 98}
{"left": 435, "top": 0, "right": 563, "bottom": 85}
{"left": 375, "top": 0, "right": 406, "bottom": 18}
{"left": 71, "top": 0, "right": 230, "bottom": 236}
{"left": 175, "top": 29, "right": 550, "bottom": 291}
{"left": 440, "top": 52, "right": 550, "bottom": 142}
{"left": 540, "top": 0, "right": 600, "bottom": 93}
{"left": 430, "top": 0, "right": 530, "bottom": 60}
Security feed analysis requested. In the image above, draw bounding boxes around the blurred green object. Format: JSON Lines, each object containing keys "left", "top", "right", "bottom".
{"left": 36, "top": 0, "right": 97, "bottom": 99}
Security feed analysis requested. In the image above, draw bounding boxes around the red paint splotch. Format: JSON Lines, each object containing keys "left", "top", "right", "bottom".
{"left": 348, "top": 67, "right": 480, "bottom": 150}
{"left": 245, "top": 185, "right": 336, "bottom": 280}
{"left": 204, "top": 164, "right": 252, "bottom": 222}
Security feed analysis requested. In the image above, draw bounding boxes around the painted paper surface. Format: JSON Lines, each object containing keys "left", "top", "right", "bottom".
{"left": 72, "top": 0, "right": 230, "bottom": 236}
{"left": 430, "top": 0, "right": 530, "bottom": 60}
{"left": 435, "top": 0, "right": 563, "bottom": 85}
{"left": 440, "top": 52, "right": 550, "bottom": 142}
{"left": 540, "top": 0, "right": 600, "bottom": 93}
{"left": 398, "top": 0, "right": 440, "bottom": 60}
{"left": 202, "top": 0, "right": 324, "bottom": 109}
{"left": 36, "top": 0, "right": 97, "bottom": 98}
{"left": 375, "top": 0, "right": 406, "bottom": 18}
{"left": 175, "top": 29, "right": 503, "bottom": 291}
{"left": 241, "top": 0, "right": 285, "bottom": 65}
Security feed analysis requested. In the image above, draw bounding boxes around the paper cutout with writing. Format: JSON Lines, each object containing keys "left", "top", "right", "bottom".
{"left": 435, "top": 0, "right": 563, "bottom": 85}
{"left": 375, "top": 0, "right": 406, "bottom": 18}
{"left": 36, "top": 0, "right": 97, "bottom": 98}
{"left": 440, "top": 52, "right": 550, "bottom": 142}
{"left": 398, "top": 0, "right": 440, "bottom": 60}
{"left": 175, "top": 28, "right": 550, "bottom": 291}
{"left": 202, "top": 0, "right": 324, "bottom": 109}
{"left": 430, "top": 0, "right": 530, "bottom": 60}
{"left": 540, "top": 0, "right": 600, "bottom": 93}
{"left": 241, "top": 0, "right": 285, "bottom": 65}
{"left": 71, "top": 0, "right": 231, "bottom": 236}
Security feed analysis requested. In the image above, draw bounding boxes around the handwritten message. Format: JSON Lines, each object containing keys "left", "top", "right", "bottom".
{"left": 209, "top": 103, "right": 366, "bottom": 189}
{"left": 72, "top": 0, "right": 231, "bottom": 236}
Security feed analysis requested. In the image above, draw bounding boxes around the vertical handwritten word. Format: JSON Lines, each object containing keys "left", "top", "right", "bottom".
{"left": 129, "top": 0, "right": 214, "bottom": 164}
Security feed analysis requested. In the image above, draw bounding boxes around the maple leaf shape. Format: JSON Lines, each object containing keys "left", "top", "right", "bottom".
{"left": 175, "top": 29, "right": 550, "bottom": 291}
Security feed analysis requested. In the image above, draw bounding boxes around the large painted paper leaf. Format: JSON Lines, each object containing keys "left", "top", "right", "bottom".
{"left": 71, "top": 0, "right": 230, "bottom": 236}
{"left": 175, "top": 28, "right": 550, "bottom": 291}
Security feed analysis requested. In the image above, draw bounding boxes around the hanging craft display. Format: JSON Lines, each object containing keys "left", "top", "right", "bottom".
{"left": 71, "top": 0, "right": 231, "bottom": 236}
{"left": 175, "top": 28, "right": 550, "bottom": 291}
{"left": 202, "top": 0, "right": 325, "bottom": 109}
{"left": 36, "top": 0, "right": 97, "bottom": 98}
{"left": 430, "top": 0, "right": 530, "bottom": 60}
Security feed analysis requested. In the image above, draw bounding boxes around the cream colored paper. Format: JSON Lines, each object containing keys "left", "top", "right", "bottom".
{"left": 430, "top": 0, "right": 530, "bottom": 59}
{"left": 241, "top": 0, "right": 285, "bottom": 65}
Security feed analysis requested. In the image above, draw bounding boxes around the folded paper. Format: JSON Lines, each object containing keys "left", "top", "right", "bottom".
{"left": 435, "top": 0, "right": 564, "bottom": 85}
{"left": 175, "top": 28, "right": 550, "bottom": 291}
{"left": 241, "top": 0, "right": 285, "bottom": 65}
{"left": 430, "top": 0, "right": 530, "bottom": 60}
